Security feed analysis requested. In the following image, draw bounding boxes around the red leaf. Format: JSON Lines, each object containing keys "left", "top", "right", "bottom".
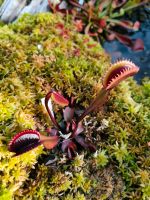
{"left": 132, "top": 38, "right": 144, "bottom": 51}
{"left": 74, "top": 20, "right": 84, "bottom": 32}
{"left": 71, "top": 120, "right": 77, "bottom": 131}
{"left": 63, "top": 107, "right": 74, "bottom": 122}
{"left": 98, "top": 19, "right": 106, "bottom": 28}
{"left": 40, "top": 135, "right": 59, "bottom": 150}
{"left": 46, "top": 128, "right": 58, "bottom": 136}
{"left": 75, "top": 136, "right": 96, "bottom": 152}
{"left": 117, "top": 20, "right": 140, "bottom": 31}
{"left": 114, "top": 32, "right": 132, "bottom": 47}
{"left": 73, "top": 122, "right": 84, "bottom": 136}
{"left": 108, "top": 31, "right": 144, "bottom": 51}
{"left": 51, "top": 91, "right": 69, "bottom": 106}
{"left": 67, "top": 147, "right": 76, "bottom": 159}
{"left": 55, "top": 23, "right": 70, "bottom": 39}
{"left": 66, "top": 141, "right": 77, "bottom": 159}
{"left": 133, "top": 21, "right": 140, "bottom": 31}
{"left": 45, "top": 91, "right": 60, "bottom": 129}
{"left": 117, "top": 20, "right": 134, "bottom": 29}
{"left": 61, "top": 140, "right": 77, "bottom": 152}
{"left": 66, "top": 122, "right": 71, "bottom": 132}
{"left": 61, "top": 140, "right": 69, "bottom": 152}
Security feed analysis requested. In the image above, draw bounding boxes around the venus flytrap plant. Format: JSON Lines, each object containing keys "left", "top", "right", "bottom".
{"left": 8, "top": 60, "right": 139, "bottom": 159}
{"left": 77, "top": 60, "right": 139, "bottom": 121}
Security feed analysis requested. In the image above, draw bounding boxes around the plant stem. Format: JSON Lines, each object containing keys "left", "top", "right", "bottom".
{"left": 77, "top": 88, "right": 109, "bottom": 123}
{"left": 45, "top": 91, "right": 61, "bottom": 130}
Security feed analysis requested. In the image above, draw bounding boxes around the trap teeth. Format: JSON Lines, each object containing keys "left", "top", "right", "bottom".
{"left": 102, "top": 60, "right": 139, "bottom": 90}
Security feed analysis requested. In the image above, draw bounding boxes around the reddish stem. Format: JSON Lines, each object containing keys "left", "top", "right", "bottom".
{"left": 45, "top": 91, "right": 61, "bottom": 130}
{"left": 77, "top": 88, "right": 109, "bottom": 123}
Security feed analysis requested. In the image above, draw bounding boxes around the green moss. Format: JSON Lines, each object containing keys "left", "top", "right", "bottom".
{"left": 49, "top": 172, "right": 71, "bottom": 195}
{"left": 94, "top": 150, "right": 109, "bottom": 168}
{"left": 0, "top": 12, "right": 149, "bottom": 199}
{"left": 64, "top": 192, "right": 86, "bottom": 200}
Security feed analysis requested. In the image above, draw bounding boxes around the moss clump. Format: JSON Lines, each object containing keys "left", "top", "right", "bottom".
{"left": 0, "top": 13, "right": 149, "bottom": 199}
{"left": 94, "top": 150, "right": 109, "bottom": 168}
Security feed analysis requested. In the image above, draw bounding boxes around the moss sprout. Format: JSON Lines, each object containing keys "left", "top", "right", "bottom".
{"left": 94, "top": 150, "right": 109, "bottom": 168}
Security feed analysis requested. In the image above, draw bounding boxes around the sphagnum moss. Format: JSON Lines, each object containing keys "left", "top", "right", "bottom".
{"left": 0, "top": 13, "right": 149, "bottom": 200}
